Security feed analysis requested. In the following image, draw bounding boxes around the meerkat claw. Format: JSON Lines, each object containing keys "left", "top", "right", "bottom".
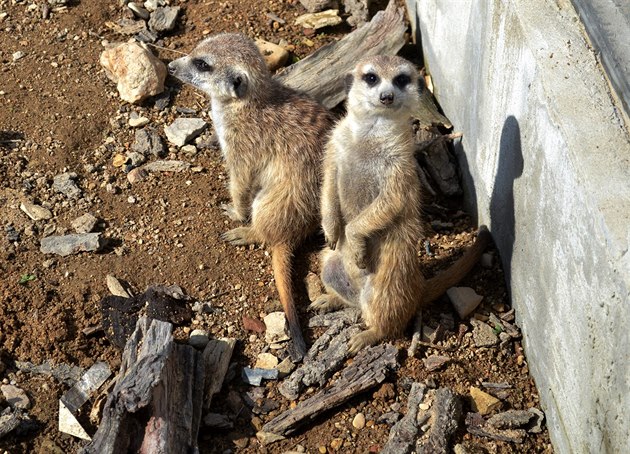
{"left": 308, "top": 294, "right": 345, "bottom": 313}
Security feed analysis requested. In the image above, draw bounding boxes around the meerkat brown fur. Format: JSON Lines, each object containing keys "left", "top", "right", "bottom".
{"left": 312, "top": 55, "right": 490, "bottom": 353}
{"left": 168, "top": 33, "right": 333, "bottom": 359}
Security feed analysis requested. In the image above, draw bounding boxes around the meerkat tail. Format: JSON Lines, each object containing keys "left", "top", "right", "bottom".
{"left": 271, "top": 242, "right": 307, "bottom": 361}
{"left": 424, "top": 225, "right": 492, "bottom": 303}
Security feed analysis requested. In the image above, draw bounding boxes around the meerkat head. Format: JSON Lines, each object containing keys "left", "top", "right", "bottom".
{"left": 168, "top": 33, "right": 271, "bottom": 103}
{"left": 346, "top": 55, "right": 420, "bottom": 119}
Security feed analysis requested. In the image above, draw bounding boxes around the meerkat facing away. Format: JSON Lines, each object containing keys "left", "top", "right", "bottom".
{"left": 168, "top": 33, "right": 334, "bottom": 360}
{"left": 311, "top": 55, "right": 490, "bottom": 353}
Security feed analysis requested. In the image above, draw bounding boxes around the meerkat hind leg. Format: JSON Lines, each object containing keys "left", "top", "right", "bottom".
{"left": 221, "top": 226, "right": 260, "bottom": 246}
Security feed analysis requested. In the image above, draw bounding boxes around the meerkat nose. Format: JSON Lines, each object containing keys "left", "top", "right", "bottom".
{"left": 379, "top": 91, "right": 394, "bottom": 105}
{"left": 167, "top": 62, "right": 177, "bottom": 75}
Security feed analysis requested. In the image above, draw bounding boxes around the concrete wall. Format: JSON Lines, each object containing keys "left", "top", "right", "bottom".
{"left": 408, "top": 1, "right": 630, "bottom": 452}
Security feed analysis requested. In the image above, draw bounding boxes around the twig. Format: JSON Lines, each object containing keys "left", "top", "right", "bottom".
{"left": 416, "top": 132, "right": 463, "bottom": 154}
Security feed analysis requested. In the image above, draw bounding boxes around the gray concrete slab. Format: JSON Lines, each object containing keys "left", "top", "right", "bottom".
{"left": 411, "top": 1, "right": 630, "bottom": 452}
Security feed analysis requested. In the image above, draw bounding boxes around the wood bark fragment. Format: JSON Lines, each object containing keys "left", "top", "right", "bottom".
{"left": 279, "top": 321, "right": 362, "bottom": 400}
{"left": 261, "top": 344, "right": 398, "bottom": 439}
{"left": 416, "top": 388, "right": 462, "bottom": 453}
{"left": 81, "top": 317, "right": 205, "bottom": 454}
{"left": 381, "top": 382, "right": 427, "bottom": 454}
{"left": 203, "top": 338, "right": 236, "bottom": 410}
{"left": 276, "top": 0, "right": 406, "bottom": 109}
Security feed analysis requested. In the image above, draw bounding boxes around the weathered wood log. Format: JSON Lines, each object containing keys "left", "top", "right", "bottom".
{"left": 260, "top": 344, "right": 398, "bottom": 439}
{"left": 279, "top": 320, "right": 362, "bottom": 400}
{"left": 416, "top": 388, "right": 462, "bottom": 453}
{"left": 276, "top": 0, "right": 406, "bottom": 109}
{"left": 381, "top": 382, "right": 427, "bottom": 454}
{"left": 203, "top": 338, "right": 236, "bottom": 410}
{"left": 81, "top": 317, "right": 205, "bottom": 454}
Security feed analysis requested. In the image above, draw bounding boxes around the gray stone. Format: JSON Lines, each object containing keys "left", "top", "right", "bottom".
{"left": 298, "top": 0, "right": 338, "bottom": 13}
{"left": 295, "top": 10, "right": 342, "bottom": 30}
{"left": 447, "top": 287, "right": 483, "bottom": 318}
{"left": 40, "top": 233, "right": 101, "bottom": 256}
{"left": 125, "top": 151, "right": 146, "bottom": 169}
{"left": 164, "top": 118, "right": 207, "bottom": 147}
{"left": 1, "top": 385, "right": 30, "bottom": 410}
{"left": 378, "top": 411, "right": 400, "bottom": 425}
{"left": 52, "top": 172, "right": 81, "bottom": 199}
{"left": 128, "top": 2, "right": 150, "bottom": 20}
{"left": 71, "top": 213, "right": 98, "bottom": 234}
{"left": 204, "top": 413, "right": 233, "bottom": 429}
{"left": 148, "top": 6, "right": 180, "bottom": 33}
{"left": 189, "top": 329, "right": 210, "bottom": 349}
{"left": 422, "top": 355, "right": 450, "bottom": 372}
{"left": 470, "top": 319, "right": 499, "bottom": 347}
{"left": 132, "top": 127, "right": 165, "bottom": 157}
{"left": 20, "top": 202, "right": 52, "bottom": 221}
{"left": 527, "top": 407, "right": 545, "bottom": 434}
{"left": 412, "top": 1, "right": 630, "bottom": 451}
{"left": 241, "top": 367, "right": 279, "bottom": 386}
{"left": 143, "top": 160, "right": 190, "bottom": 173}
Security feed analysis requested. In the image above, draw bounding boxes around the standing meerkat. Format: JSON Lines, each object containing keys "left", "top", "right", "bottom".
{"left": 168, "top": 33, "right": 334, "bottom": 359}
{"left": 312, "top": 55, "right": 490, "bottom": 353}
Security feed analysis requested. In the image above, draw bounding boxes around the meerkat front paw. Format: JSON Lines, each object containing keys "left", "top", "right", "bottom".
{"left": 221, "top": 203, "right": 248, "bottom": 222}
{"left": 348, "top": 329, "right": 381, "bottom": 354}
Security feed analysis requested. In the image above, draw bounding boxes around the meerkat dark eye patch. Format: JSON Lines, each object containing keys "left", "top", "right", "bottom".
{"left": 192, "top": 58, "right": 213, "bottom": 72}
{"left": 362, "top": 72, "right": 379, "bottom": 87}
{"left": 393, "top": 74, "right": 411, "bottom": 89}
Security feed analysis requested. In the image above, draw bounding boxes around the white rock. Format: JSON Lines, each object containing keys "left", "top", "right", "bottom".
{"left": 129, "top": 115, "right": 150, "bottom": 127}
{"left": 255, "top": 352, "right": 279, "bottom": 370}
{"left": 100, "top": 42, "right": 167, "bottom": 104}
{"left": 1, "top": 384, "right": 31, "bottom": 410}
{"left": 447, "top": 286, "right": 483, "bottom": 318}
{"left": 71, "top": 213, "right": 98, "bottom": 234}
{"left": 264, "top": 312, "right": 290, "bottom": 343}
{"left": 20, "top": 202, "right": 52, "bottom": 221}
{"left": 255, "top": 39, "right": 289, "bottom": 71}
{"left": 106, "top": 274, "right": 131, "bottom": 298}
{"left": 12, "top": 51, "right": 25, "bottom": 61}
{"left": 164, "top": 118, "right": 207, "bottom": 147}
{"left": 295, "top": 9, "right": 342, "bottom": 30}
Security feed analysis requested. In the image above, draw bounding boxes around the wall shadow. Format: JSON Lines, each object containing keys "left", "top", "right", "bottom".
{"left": 489, "top": 116, "right": 524, "bottom": 288}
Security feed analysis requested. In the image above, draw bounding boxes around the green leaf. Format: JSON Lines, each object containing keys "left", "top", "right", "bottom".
{"left": 19, "top": 274, "right": 36, "bottom": 285}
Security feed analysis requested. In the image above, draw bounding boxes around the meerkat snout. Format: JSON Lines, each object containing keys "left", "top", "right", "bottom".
{"left": 379, "top": 91, "right": 394, "bottom": 105}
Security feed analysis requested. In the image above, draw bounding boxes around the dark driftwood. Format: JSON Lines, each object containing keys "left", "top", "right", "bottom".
{"left": 261, "top": 344, "right": 398, "bottom": 438}
{"left": 416, "top": 388, "right": 462, "bottom": 453}
{"left": 381, "top": 382, "right": 427, "bottom": 454}
{"left": 203, "top": 338, "right": 236, "bottom": 410}
{"left": 82, "top": 317, "right": 205, "bottom": 454}
{"left": 276, "top": 0, "right": 406, "bottom": 109}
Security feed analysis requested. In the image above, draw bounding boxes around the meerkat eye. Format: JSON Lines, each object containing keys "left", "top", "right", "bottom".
{"left": 362, "top": 72, "right": 379, "bottom": 87}
{"left": 192, "top": 58, "right": 213, "bottom": 72}
{"left": 393, "top": 74, "right": 411, "bottom": 89}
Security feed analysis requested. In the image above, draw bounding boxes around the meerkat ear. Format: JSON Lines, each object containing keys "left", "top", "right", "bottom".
{"left": 344, "top": 73, "right": 354, "bottom": 94}
{"left": 229, "top": 71, "right": 248, "bottom": 98}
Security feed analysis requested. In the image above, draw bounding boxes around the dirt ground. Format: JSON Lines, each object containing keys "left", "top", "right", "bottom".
{"left": 0, "top": 0, "right": 553, "bottom": 453}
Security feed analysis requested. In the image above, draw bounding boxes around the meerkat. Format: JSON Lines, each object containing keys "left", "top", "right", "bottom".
{"left": 311, "top": 55, "right": 490, "bottom": 353}
{"left": 168, "top": 33, "right": 334, "bottom": 360}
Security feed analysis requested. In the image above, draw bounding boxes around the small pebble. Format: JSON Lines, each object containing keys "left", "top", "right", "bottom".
{"left": 352, "top": 412, "right": 366, "bottom": 429}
